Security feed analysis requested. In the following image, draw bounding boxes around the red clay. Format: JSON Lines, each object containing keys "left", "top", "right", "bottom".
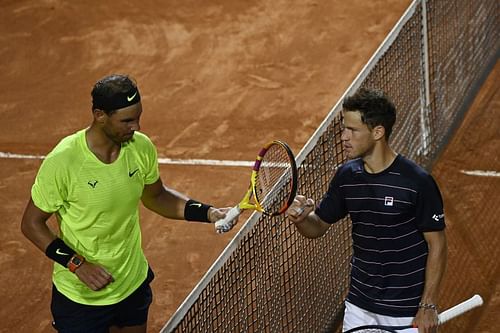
{"left": 1, "top": 1, "right": 497, "bottom": 332}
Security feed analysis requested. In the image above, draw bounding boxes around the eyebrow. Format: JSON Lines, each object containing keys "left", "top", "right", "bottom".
{"left": 119, "top": 110, "right": 142, "bottom": 122}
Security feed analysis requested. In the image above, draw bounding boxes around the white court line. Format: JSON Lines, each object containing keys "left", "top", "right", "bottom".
{"left": 0, "top": 152, "right": 45, "bottom": 160}
{"left": 461, "top": 170, "right": 500, "bottom": 177}
{"left": 0, "top": 151, "right": 254, "bottom": 167}
{"left": 157, "top": 158, "right": 253, "bottom": 167}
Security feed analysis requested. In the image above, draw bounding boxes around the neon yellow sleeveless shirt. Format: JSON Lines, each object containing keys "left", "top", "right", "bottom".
{"left": 32, "top": 129, "right": 159, "bottom": 305}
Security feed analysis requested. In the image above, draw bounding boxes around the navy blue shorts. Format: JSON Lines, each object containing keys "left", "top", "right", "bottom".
{"left": 51, "top": 267, "right": 154, "bottom": 333}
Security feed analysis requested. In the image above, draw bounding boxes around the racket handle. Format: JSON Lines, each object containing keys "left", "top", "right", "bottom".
{"left": 215, "top": 206, "right": 241, "bottom": 233}
{"left": 438, "top": 294, "right": 483, "bottom": 324}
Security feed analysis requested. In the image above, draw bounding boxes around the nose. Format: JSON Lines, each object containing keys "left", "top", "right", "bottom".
{"left": 341, "top": 128, "right": 348, "bottom": 141}
{"left": 130, "top": 121, "right": 140, "bottom": 132}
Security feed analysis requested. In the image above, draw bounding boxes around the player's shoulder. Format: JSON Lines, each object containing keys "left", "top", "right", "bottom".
{"left": 123, "top": 131, "right": 158, "bottom": 162}
{"left": 131, "top": 130, "right": 151, "bottom": 141}
{"left": 45, "top": 130, "right": 84, "bottom": 162}
{"left": 338, "top": 158, "right": 364, "bottom": 175}
{"left": 127, "top": 131, "right": 155, "bottom": 148}
{"left": 395, "top": 154, "right": 430, "bottom": 178}
{"left": 393, "top": 155, "right": 440, "bottom": 191}
{"left": 331, "top": 158, "right": 363, "bottom": 184}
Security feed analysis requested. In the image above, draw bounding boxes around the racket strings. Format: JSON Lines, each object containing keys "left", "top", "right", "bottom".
{"left": 255, "top": 144, "right": 295, "bottom": 213}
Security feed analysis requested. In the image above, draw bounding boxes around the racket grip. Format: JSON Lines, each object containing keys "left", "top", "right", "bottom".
{"left": 438, "top": 294, "right": 483, "bottom": 324}
{"left": 215, "top": 206, "right": 241, "bottom": 233}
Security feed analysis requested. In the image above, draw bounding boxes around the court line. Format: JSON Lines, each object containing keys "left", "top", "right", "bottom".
{"left": 461, "top": 170, "right": 500, "bottom": 177}
{"left": 0, "top": 151, "right": 254, "bottom": 167}
{"left": 3, "top": 152, "right": 497, "bottom": 173}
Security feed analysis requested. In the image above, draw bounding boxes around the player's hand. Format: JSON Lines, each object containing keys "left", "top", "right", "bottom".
{"left": 209, "top": 207, "right": 238, "bottom": 233}
{"left": 74, "top": 261, "right": 114, "bottom": 291}
{"left": 413, "top": 307, "right": 439, "bottom": 333}
{"left": 287, "top": 195, "right": 315, "bottom": 225}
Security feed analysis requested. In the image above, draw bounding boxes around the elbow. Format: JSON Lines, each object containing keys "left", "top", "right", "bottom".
{"left": 434, "top": 231, "right": 448, "bottom": 253}
{"left": 303, "top": 231, "right": 324, "bottom": 239}
{"left": 295, "top": 216, "right": 330, "bottom": 239}
{"left": 297, "top": 228, "right": 327, "bottom": 239}
{"left": 20, "top": 223, "right": 31, "bottom": 242}
{"left": 20, "top": 216, "right": 32, "bottom": 239}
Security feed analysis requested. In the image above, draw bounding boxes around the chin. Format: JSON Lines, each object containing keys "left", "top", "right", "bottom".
{"left": 122, "top": 133, "right": 135, "bottom": 141}
{"left": 345, "top": 150, "right": 356, "bottom": 159}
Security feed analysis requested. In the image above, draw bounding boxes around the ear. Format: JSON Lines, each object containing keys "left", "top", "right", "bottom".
{"left": 93, "top": 109, "right": 107, "bottom": 123}
{"left": 372, "top": 125, "right": 386, "bottom": 141}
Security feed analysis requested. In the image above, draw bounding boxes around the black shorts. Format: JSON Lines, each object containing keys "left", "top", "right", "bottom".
{"left": 51, "top": 267, "right": 155, "bottom": 333}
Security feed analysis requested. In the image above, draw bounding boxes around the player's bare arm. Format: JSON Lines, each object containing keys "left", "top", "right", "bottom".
{"left": 287, "top": 195, "right": 330, "bottom": 238}
{"left": 21, "top": 199, "right": 114, "bottom": 291}
{"left": 21, "top": 198, "right": 57, "bottom": 252}
{"left": 413, "top": 230, "right": 447, "bottom": 333}
{"left": 141, "top": 177, "right": 230, "bottom": 224}
{"left": 141, "top": 178, "right": 190, "bottom": 219}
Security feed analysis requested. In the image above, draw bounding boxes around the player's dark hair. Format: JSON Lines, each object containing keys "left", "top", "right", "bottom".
{"left": 342, "top": 88, "right": 396, "bottom": 139}
{"left": 91, "top": 74, "right": 140, "bottom": 115}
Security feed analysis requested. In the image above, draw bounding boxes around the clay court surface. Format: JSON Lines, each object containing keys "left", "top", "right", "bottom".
{"left": 0, "top": 1, "right": 498, "bottom": 332}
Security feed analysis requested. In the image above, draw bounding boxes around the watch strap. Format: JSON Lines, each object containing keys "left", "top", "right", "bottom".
{"left": 67, "top": 254, "right": 85, "bottom": 273}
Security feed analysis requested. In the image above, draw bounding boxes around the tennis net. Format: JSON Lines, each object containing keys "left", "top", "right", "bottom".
{"left": 161, "top": 0, "right": 499, "bottom": 332}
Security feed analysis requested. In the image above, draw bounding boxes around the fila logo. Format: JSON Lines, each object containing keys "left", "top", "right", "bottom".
{"left": 384, "top": 196, "right": 394, "bottom": 206}
{"left": 432, "top": 213, "right": 444, "bottom": 222}
{"left": 88, "top": 180, "right": 98, "bottom": 188}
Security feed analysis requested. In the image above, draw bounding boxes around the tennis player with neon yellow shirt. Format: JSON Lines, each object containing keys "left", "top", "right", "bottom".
{"left": 21, "top": 74, "right": 236, "bottom": 333}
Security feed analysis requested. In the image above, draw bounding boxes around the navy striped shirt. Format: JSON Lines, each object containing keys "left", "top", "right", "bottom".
{"left": 316, "top": 155, "right": 445, "bottom": 317}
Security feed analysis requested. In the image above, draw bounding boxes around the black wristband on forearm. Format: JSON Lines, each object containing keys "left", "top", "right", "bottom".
{"left": 45, "top": 238, "right": 76, "bottom": 267}
{"left": 184, "top": 199, "right": 212, "bottom": 223}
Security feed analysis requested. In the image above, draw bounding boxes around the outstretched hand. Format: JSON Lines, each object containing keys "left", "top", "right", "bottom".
{"left": 209, "top": 207, "right": 239, "bottom": 233}
{"left": 287, "top": 195, "right": 315, "bottom": 225}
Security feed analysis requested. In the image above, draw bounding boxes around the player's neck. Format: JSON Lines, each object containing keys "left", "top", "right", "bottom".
{"left": 363, "top": 143, "right": 397, "bottom": 174}
{"left": 85, "top": 126, "right": 121, "bottom": 164}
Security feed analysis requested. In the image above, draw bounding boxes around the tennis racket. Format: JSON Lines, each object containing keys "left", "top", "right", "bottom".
{"left": 215, "top": 140, "right": 298, "bottom": 233}
{"left": 344, "top": 294, "right": 484, "bottom": 332}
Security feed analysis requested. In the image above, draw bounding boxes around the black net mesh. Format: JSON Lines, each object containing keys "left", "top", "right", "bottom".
{"left": 162, "top": 1, "right": 499, "bottom": 332}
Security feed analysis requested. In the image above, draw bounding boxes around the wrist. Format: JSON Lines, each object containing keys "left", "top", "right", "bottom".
{"left": 293, "top": 210, "right": 314, "bottom": 226}
{"left": 418, "top": 302, "right": 439, "bottom": 312}
{"left": 184, "top": 199, "right": 213, "bottom": 223}
{"left": 45, "top": 238, "right": 76, "bottom": 267}
{"left": 67, "top": 254, "right": 85, "bottom": 273}
{"left": 293, "top": 216, "right": 309, "bottom": 226}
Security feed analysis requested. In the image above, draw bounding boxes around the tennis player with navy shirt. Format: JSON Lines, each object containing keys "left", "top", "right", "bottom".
{"left": 288, "top": 88, "right": 447, "bottom": 333}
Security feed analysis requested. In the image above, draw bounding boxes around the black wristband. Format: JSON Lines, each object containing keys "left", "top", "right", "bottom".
{"left": 45, "top": 238, "right": 76, "bottom": 267}
{"left": 184, "top": 199, "right": 212, "bottom": 223}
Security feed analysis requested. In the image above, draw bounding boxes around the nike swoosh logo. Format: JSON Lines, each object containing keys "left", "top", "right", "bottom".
{"left": 127, "top": 91, "right": 138, "bottom": 102}
{"left": 189, "top": 203, "right": 202, "bottom": 207}
{"left": 56, "top": 248, "right": 69, "bottom": 256}
{"left": 129, "top": 169, "right": 139, "bottom": 177}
